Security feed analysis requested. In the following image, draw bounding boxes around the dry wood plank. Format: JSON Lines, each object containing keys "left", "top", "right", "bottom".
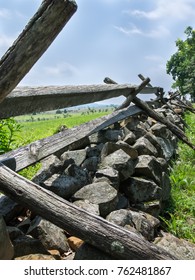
{"left": 0, "top": 164, "right": 176, "bottom": 260}
{"left": 0, "top": 0, "right": 77, "bottom": 104}
{"left": 0, "top": 105, "right": 142, "bottom": 172}
{"left": 0, "top": 84, "right": 158, "bottom": 118}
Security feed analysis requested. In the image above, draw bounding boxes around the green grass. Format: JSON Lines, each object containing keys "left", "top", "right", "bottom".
{"left": 161, "top": 110, "right": 195, "bottom": 243}
{"left": 14, "top": 111, "right": 112, "bottom": 147}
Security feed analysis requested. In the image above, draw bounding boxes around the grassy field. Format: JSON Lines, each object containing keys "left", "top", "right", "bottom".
{"left": 14, "top": 110, "right": 112, "bottom": 147}
{"left": 161, "top": 110, "right": 195, "bottom": 243}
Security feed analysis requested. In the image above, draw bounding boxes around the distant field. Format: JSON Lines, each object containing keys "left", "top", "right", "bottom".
{"left": 14, "top": 110, "right": 112, "bottom": 147}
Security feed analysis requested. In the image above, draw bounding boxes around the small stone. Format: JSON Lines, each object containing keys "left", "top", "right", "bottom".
{"left": 68, "top": 236, "right": 84, "bottom": 251}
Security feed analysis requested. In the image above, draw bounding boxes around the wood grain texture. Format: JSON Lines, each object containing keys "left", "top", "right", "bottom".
{"left": 0, "top": 0, "right": 77, "bottom": 104}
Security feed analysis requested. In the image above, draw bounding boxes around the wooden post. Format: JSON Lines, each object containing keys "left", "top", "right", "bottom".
{"left": 0, "top": 0, "right": 77, "bottom": 104}
{"left": 0, "top": 164, "right": 176, "bottom": 260}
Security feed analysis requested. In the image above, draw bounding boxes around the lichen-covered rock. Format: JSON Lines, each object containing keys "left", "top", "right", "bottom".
{"left": 133, "top": 137, "right": 158, "bottom": 156}
{"left": 95, "top": 167, "right": 120, "bottom": 190}
{"left": 154, "top": 231, "right": 195, "bottom": 260}
{"left": 101, "top": 149, "right": 135, "bottom": 181}
{"left": 60, "top": 149, "right": 87, "bottom": 166}
{"left": 72, "top": 182, "right": 118, "bottom": 217}
{"left": 134, "top": 155, "right": 162, "bottom": 185}
{"left": 73, "top": 200, "right": 100, "bottom": 216}
{"left": 121, "top": 177, "right": 162, "bottom": 203}
{"left": 27, "top": 216, "right": 70, "bottom": 254}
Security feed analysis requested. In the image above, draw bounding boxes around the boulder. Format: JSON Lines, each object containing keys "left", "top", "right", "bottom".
{"left": 121, "top": 177, "right": 162, "bottom": 203}
{"left": 95, "top": 167, "right": 120, "bottom": 190}
{"left": 133, "top": 200, "right": 162, "bottom": 218}
{"left": 85, "top": 143, "right": 104, "bottom": 157}
{"left": 72, "top": 182, "right": 118, "bottom": 217}
{"left": 42, "top": 164, "right": 90, "bottom": 199}
{"left": 0, "top": 215, "right": 14, "bottom": 260}
{"left": 60, "top": 149, "right": 87, "bottom": 166}
{"left": 144, "top": 132, "right": 164, "bottom": 157}
{"left": 134, "top": 155, "right": 162, "bottom": 185}
{"left": 105, "top": 129, "right": 124, "bottom": 142}
{"left": 73, "top": 200, "right": 100, "bottom": 216}
{"left": 156, "top": 137, "right": 176, "bottom": 161}
{"left": 154, "top": 231, "right": 195, "bottom": 260}
{"left": 133, "top": 137, "right": 158, "bottom": 156}
{"left": 123, "top": 131, "right": 136, "bottom": 145}
{"left": 101, "top": 149, "right": 135, "bottom": 181}
{"left": 101, "top": 141, "right": 138, "bottom": 160}
{"left": 27, "top": 216, "right": 70, "bottom": 254}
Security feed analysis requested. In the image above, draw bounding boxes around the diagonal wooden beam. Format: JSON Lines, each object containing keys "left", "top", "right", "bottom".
{"left": 0, "top": 0, "right": 77, "bottom": 104}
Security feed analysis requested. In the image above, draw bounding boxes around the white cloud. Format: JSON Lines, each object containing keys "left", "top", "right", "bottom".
{"left": 115, "top": 24, "right": 170, "bottom": 38}
{"left": 130, "top": 0, "right": 195, "bottom": 21}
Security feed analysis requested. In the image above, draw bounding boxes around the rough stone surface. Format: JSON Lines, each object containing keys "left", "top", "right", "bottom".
{"left": 156, "top": 137, "right": 175, "bottom": 161}
{"left": 72, "top": 182, "right": 118, "bottom": 217}
{"left": 101, "top": 141, "right": 138, "bottom": 160}
{"left": 0, "top": 215, "right": 14, "bottom": 260}
{"left": 60, "top": 149, "right": 87, "bottom": 166}
{"left": 27, "top": 216, "right": 70, "bottom": 254}
{"left": 73, "top": 200, "right": 100, "bottom": 216}
{"left": 134, "top": 155, "right": 162, "bottom": 185}
{"left": 123, "top": 131, "right": 136, "bottom": 145}
{"left": 144, "top": 132, "right": 164, "bottom": 157}
{"left": 42, "top": 164, "right": 90, "bottom": 199}
{"left": 95, "top": 167, "right": 120, "bottom": 190}
{"left": 134, "top": 200, "right": 161, "bottom": 218}
{"left": 85, "top": 143, "right": 104, "bottom": 158}
{"left": 121, "top": 177, "right": 162, "bottom": 203}
{"left": 14, "top": 254, "right": 57, "bottom": 260}
{"left": 154, "top": 231, "right": 195, "bottom": 260}
{"left": 68, "top": 236, "right": 84, "bottom": 251}
{"left": 101, "top": 149, "right": 135, "bottom": 181}
{"left": 133, "top": 137, "right": 158, "bottom": 156}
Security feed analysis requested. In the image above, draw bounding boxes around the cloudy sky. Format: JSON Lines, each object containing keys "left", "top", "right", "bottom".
{"left": 0, "top": 0, "right": 195, "bottom": 104}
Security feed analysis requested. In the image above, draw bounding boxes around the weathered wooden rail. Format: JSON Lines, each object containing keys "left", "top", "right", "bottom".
{"left": 0, "top": 0, "right": 194, "bottom": 260}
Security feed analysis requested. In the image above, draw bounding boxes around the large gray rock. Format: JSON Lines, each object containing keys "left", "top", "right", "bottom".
{"left": 101, "top": 141, "right": 138, "bottom": 160}
{"left": 161, "top": 172, "right": 172, "bottom": 201}
{"left": 104, "top": 129, "right": 124, "bottom": 142}
{"left": 73, "top": 200, "right": 100, "bottom": 216}
{"left": 42, "top": 164, "right": 90, "bottom": 198}
{"left": 101, "top": 149, "right": 135, "bottom": 181}
{"left": 134, "top": 155, "right": 162, "bottom": 185}
{"left": 133, "top": 200, "right": 162, "bottom": 218}
{"left": 27, "top": 216, "right": 70, "bottom": 254}
{"left": 150, "top": 123, "right": 171, "bottom": 138}
{"left": 123, "top": 131, "right": 136, "bottom": 145}
{"left": 106, "top": 209, "right": 160, "bottom": 241}
{"left": 156, "top": 137, "right": 176, "bottom": 161}
{"left": 85, "top": 143, "right": 104, "bottom": 157}
{"left": 95, "top": 167, "right": 120, "bottom": 190}
{"left": 144, "top": 132, "right": 164, "bottom": 157}
{"left": 60, "top": 149, "right": 87, "bottom": 166}
{"left": 0, "top": 215, "right": 14, "bottom": 260}
{"left": 122, "top": 177, "right": 162, "bottom": 203}
{"left": 154, "top": 231, "right": 195, "bottom": 260}
{"left": 133, "top": 137, "right": 158, "bottom": 156}
{"left": 72, "top": 182, "right": 118, "bottom": 217}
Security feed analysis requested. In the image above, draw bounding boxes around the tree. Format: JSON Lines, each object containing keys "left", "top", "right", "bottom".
{"left": 166, "top": 26, "right": 195, "bottom": 102}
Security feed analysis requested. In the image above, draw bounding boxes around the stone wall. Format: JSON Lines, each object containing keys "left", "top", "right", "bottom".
{"left": 0, "top": 99, "right": 195, "bottom": 260}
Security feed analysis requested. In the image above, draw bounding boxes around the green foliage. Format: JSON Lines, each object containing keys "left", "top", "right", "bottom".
{"left": 161, "top": 109, "right": 195, "bottom": 243}
{"left": 0, "top": 118, "right": 21, "bottom": 154}
{"left": 166, "top": 26, "right": 195, "bottom": 101}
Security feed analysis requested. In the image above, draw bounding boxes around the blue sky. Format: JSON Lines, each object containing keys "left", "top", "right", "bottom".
{"left": 0, "top": 0, "right": 195, "bottom": 104}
